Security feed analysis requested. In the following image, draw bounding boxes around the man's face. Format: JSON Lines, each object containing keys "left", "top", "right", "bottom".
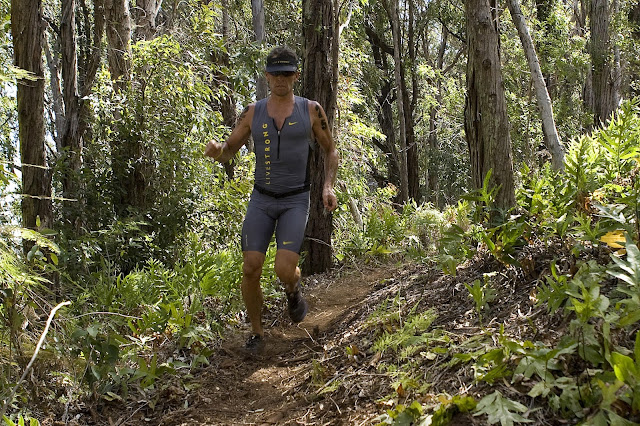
{"left": 265, "top": 71, "right": 299, "bottom": 96}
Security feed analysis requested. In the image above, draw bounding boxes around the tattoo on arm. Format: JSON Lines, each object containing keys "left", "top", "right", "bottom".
{"left": 237, "top": 106, "right": 249, "bottom": 123}
{"left": 315, "top": 104, "right": 328, "bottom": 130}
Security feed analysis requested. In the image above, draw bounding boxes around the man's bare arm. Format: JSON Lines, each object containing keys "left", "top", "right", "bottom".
{"left": 205, "top": 105, "right": 254, "bottom": 162}
{"left": 310, "top": 101, "right": 339, "bottom": 211}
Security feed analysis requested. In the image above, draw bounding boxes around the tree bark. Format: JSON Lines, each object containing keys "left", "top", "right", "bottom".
{"left": 507, "top": 0, "right": 564, "bottom": 171}
{"left": 251, "top": 0, "right": 267, "bottom": 102}
{"left": 105, "top": 0, "right": 132, "bottom": 92}
{"left": 105, "top": 0, "right": 148, "bottom": 214}
{"left": 132, "top": 0, "right": 162, "bottom": 40}
{"left": 590, "top": 0, "right": 616, "bottom": 125}
{"left": 60, "top": 0, "right": 85, "bottom": 224}
{"left": 405, "top": 0, "right": 419, "bottom": 202}
{"left": 383, "top": 0, "right": 409, "bottom": 203}
{"left": 11, "top": 0, "right": 53, "bottom": 236}
{"left": 220, "top": 0, "right": 236, "bottom": 179}
{"left": 464, "top": 0, "right": 516, "bottom": 211}
{"left": 364, "top": 23, "right": 400, "bottom": 193}
{"left": 427, "top": 27, "right": 448, "bottom": 206}
{"left": 301, "top": 0, "right": 338, "bottom": 275}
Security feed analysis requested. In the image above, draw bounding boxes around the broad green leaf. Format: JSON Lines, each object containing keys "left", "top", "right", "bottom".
{"left": 473, "top": 391, "right": 533, "bottom": 425}
{"left": 611, "top": 352, "right": 638, "bottom": 384}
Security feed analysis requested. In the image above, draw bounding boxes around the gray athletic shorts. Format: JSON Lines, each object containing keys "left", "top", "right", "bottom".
{"left": 241, "top": 188, "right": 310, "bottom": 254}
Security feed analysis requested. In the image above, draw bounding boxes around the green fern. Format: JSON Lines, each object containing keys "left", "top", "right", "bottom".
{"left": 598, "top": 99, "right": 640, "bottom": 178}
{"left": 563, "top": 134, "right": 601, "bottom": 207}
{"left": 473, "top": 391, "right": 533, "bottom": 425}
{"left": 607, "top": 236, "right": 640, "bottom": 326}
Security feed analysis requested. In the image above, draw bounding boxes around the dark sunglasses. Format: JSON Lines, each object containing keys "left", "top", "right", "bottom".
{"left": 269, "top": 71, "right": 296, "bottom": 77}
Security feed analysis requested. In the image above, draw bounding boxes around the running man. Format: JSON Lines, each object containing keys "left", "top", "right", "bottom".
{"left": 205, "top": 46, "right": 339, "bottom": 353}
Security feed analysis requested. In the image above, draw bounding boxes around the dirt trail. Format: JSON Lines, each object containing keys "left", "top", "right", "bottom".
{"left": 158, "top": 265, "right": 401, "bottom": 426}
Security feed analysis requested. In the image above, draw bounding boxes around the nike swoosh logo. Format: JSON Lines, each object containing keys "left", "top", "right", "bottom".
{"left": 288, "top": 122, "right": 298, "bottom": 126}
{"left": 283, "top": 241, "right": 294, "bottom": 245}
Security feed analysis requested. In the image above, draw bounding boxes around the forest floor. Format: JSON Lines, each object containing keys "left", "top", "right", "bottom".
{"left": 100, "top": 242, "right": 577, "bottom": 426}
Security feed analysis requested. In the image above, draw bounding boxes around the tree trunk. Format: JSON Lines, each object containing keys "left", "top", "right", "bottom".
{"left": 377, "top": 81, "right": 400, "bottom": 191}
{"left": 132, "top": 0, "right": 162, "bottom": 41}
{"left": 364, "top": 23, "right": 400, "bottom": 193}
{"left": 251, "top": 0, "right": 267, "bottom": 102}
{"left": 628, "top": 2, "right": 640, "bottom": 97}
{"left": 104, "top": 0, "right": 131, "bottom": 92}
{"left": 507, "top": 0, "right": 564, "bottom": 171}
{"left": 11, "top": 0, "right": 53, "bottom": 237}
{"left": 60, "top": 0, "right": 85, "bottom": 226}
{"left": 612, "top": 0, "right": 621, "bottom": 107}
{"left": 220, "top": 0, "right": 236, "bottom": 179}
{"left": 464, "top": 0, "right": 516, "bottom": 211}
{"left": 105, "top": 0, "right": 148, "bottom": 214}
{"left": 405, "top": 0, "right": 419, "bottom": 202}
{"left": 384, "top": 0, "right": 409, "bottom": 203}
{"left": 427, "top": 27, "right": 448, "bottom": 206}
{"left": 301, "top": 0, "right": 338, "bottom": 275}
{"left": 590, "top": 0, "right": 615, "bottom": 125}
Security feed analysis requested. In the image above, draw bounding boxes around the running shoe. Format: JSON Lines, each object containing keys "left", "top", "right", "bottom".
{"left": 287, "top": 289, "right": 309, "bottom": 323}
{"left": 245, "top": 334, "right": 265, "bottom": 354}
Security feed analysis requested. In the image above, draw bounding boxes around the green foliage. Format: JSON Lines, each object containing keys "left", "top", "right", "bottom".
{"left": 473, "top": 391, "right": 533, "bottom": 425}
{"left": 462, "top": 169, "right": 500, "bottom": 224}
{"left": 607, "top": 236, "right": 640, "bottom": 326}
{"left": 536, "top": 261, "right": 570, "bottom": 314}
{"left": 337, "top": 186, "right": 446, "bottom": 262}
{"left": 610, "top": 332, "right": 640, "bottom": 412}
{"left": 563, "top": 133, "right": 602, "bottom": 209}
{"left": 2, "top": 415, "right": 40, "bottom": 426}
{"left": 375, "top": 400, "right": 425, "bottom": 425}
{"left": 436, "top": 202, "right": 477, "bottom": 275}
{"left": 465, "top": 274, "right": 497, "bottom": 322}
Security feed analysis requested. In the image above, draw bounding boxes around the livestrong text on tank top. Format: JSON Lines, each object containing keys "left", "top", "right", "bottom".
{"left": 251, "top": 96, "right": 313, "bottom": 195}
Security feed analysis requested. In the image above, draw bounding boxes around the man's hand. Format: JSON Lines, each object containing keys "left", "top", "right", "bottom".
{"left": 205, "top": 141, "right": 223, "bottom": 160}
{"left": 323, "top": 186, "right": 338, "bottom": 212}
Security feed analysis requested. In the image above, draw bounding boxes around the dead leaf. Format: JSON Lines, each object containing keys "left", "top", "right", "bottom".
{"left": 600, "top": 230, "right": 625, "bottom": 249}
{"left": 369, "top": 351, "right": 382, "bottom": 367}
{"left": 396, "top": 383, "right": 406, "bottom": 397}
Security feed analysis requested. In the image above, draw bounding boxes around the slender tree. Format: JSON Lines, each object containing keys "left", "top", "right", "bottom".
{"left": 464, "top": 0, "right": 516, "bottom": 211}
{"left": 59, "top": 0, "right": 85, "bottom": 225}
{"left": 105, "top": 0, "right": 149, "bottom": 214}
{"left": 132, "top": 0, "right": 162, "bottom": 40}
{"left": 405, "top": 0, "right": 419, "bottom": 202}
{"left": 364, "top": 21, "right": 401, "bottom": 194}
{"left": 104, "top": 0, "right": 131, "bottom": 93}
{"left": 11, "top": 0, "right": 53, "bottom": 235}
{"left": 590, "top": 0, "right": 616, "bottom": 125}
{"left": 301, "top": 0, "right": 338, "bottom": 274}
{"left": 218, "top": 0, "right": 237, "bottom": 179}
{"left": 382, "top": 0, "right": 409, "bottom": 203}
{"left": 251, "top": 0, "right": 267, "bottom": 102}
{"left": 507, "top": 0, "right": 564, "bottom": 170}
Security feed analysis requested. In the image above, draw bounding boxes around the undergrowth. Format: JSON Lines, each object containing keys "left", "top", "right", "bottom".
{"left": 2, "top": 99, "right": 640, "bottom": 425}
{"left": 373, "top": 99, "right": 640, "bottom": 425}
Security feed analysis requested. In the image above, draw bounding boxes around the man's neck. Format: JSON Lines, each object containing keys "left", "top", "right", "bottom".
{"left": 268, "top": 93, "right": 295, "bottom": 106}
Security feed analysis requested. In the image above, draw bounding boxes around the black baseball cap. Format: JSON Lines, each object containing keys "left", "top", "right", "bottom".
{"left": 265, "top": 47, "right": 298, "bottom": 73}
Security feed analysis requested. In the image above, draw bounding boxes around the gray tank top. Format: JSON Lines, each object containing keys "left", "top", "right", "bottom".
{"left": 251, "top": 96, "right": 314, "bottom": 195}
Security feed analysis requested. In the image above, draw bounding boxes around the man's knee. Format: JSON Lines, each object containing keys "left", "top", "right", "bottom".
{"left": 243, "top": 252, "right": 265, "bottom": 280}
{"left": 274, "top": 254, "right": 299, "bottom": 284}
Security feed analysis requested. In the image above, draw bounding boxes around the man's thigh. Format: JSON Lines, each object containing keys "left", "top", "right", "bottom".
{"left": 274, "top": 192, "right": 310, "bottom": 254}
{"left": 241, "top": 192, "right": 276, "bottom": 253}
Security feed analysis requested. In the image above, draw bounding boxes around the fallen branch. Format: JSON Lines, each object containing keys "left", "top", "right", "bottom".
{"left": 0, "top": 301, "right": 71, "bottom": 420}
